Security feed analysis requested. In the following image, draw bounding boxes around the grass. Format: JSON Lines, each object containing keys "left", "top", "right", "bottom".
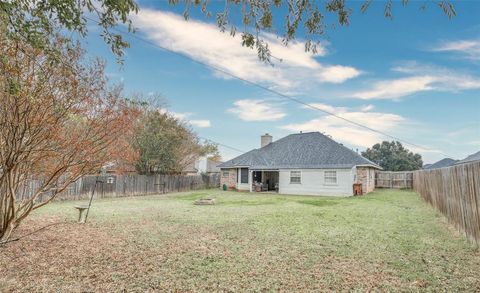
{"left": 1, "top": 189, "right": 479, "bottom": 292}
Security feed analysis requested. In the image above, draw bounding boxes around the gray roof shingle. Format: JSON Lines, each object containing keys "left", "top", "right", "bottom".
{"left": 424, "top": 158, "right": 458, "bottom": 169}
{"left": 455, "top": 151, "right": 480, "bottom": 165}
{"left": 219, "top": 132, "right": 381, "bottom": 170}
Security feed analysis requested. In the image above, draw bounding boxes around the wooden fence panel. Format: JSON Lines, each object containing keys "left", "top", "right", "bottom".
{"left": 413, "top": 161, "right": 480, "bottom": 247}
{"left": 375, "top": 171, "right": 413, "bottom": 189}
{"left": 16, "top": 173, "right": 221, "bottom": 202}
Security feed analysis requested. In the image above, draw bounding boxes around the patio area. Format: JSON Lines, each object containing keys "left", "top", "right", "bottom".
{"left": 251, "top": 170, "right": 279, "bottom": 192}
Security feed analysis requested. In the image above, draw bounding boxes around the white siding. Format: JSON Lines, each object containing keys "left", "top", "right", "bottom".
{"left": 278, "top": 168, "right": 355, "bottom": 196}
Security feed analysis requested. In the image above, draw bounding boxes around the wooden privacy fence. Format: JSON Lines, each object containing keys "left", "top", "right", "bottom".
{"left": 413, "top": 162, "right": 480, "bottom": 246}
{"left": 375, "top": 171, "right": 413, "bottom": 189}
{"left": 17, "top": 173, "right": 220, "bottom": 201}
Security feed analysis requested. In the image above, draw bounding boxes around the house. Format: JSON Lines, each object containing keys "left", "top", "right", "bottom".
{"left": 182, "top": 158, "right": 199, "bottom": 175}
{"left": 199, "top": 157, "right": 223, "bottom": 174}
{"left": 183, "top": 157, "right": 223, "bottom": 175}
{"left": 102, "top": 161, "right": 137, "bottom": 175}
{"left": 422, "top": 164, "right": 432, "bottom": 169}
{"left": 218, "top": 132, "right": 381, "bottom": 196}
{"left": 455, "top": 151, "right": 480, "bottom": 165}
{"left": 424, "top": 158, "right": 458, "bottom": 169}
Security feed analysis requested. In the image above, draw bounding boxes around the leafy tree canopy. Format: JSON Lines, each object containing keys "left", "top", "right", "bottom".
{"left": 172, "top": 0, "right": 456, "bottom": 62}
{"left": 132, "top": 104, "right": 219, "bottom": 175}
{"left": 0, "top": 0, "right": 138, "bottom": 60}
{"left": 1, "top": 1, "right": 455, "bottom": 62}
{"left": 361, "top": 141, "right": 423, "bottom": 171}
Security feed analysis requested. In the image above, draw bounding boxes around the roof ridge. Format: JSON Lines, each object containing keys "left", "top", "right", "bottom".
{"left": 219, "top": 131, "right": 382, "bottom": 169}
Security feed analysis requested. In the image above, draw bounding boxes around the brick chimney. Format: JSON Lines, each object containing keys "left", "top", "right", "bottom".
{"left": 261, "top": 133, "right": 272, "bottom": 148}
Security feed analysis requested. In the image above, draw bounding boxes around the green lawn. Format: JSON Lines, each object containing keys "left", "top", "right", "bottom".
{"left": 1, "top": 189, "right": 479, "bottom": 292}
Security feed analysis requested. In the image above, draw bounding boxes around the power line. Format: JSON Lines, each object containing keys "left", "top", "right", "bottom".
{"left": 199, "top": 136, "right": 246, "bottom": 153}
{"left": 85, "top": 16, "right": 450, "bottom": 158}
{"left": 6, "top": 34, "right": 246, "bottom": 157}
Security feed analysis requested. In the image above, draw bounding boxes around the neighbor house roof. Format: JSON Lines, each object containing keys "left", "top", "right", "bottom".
{"left": 219, "top": 132, "right": 381, "bottom": 170}
{"left": 424, "top": 158, "right": 458, "bottom": 169}
{"left": 206, "top": 159, "right": 222, "bottom": 173}
{"left": 455, "top": 151, "right": 480, "bottom": 165}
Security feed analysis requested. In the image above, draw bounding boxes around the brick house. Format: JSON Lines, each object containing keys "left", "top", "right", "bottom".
{"left": 219, "top": 132, "right": 381, "bottom": 196}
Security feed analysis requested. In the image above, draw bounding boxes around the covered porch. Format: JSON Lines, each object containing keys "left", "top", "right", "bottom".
{"left": 249, "top": 169, "right": 279, "bottom": 193}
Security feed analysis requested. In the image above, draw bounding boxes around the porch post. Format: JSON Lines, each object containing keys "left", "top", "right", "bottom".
{"left": 249, "top": 169, "right": 253, "bottom": 192}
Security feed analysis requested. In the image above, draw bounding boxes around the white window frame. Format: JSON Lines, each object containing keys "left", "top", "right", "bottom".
{"left": 290, "top": 171, "right": 301, "bottom": 184}
{"left": 324, "top": 170, "right": 337, "bottom": 185}
{"left": 222, "top": 170, "right": 229, "bottom": 177}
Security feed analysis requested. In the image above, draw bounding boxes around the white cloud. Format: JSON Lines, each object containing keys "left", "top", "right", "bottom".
{"left": 361, "top": 104, "right": 375, "bottom": 111}
{"left": 432, "top": 39, "right": 480, "bottom": 60}
{"left": 351, "top": 63, "right": 480, "bottom": 100}
{"left": 190, "top": 120, "right": 211, "bottom": 128}
{"left": 315, "top": 65, "right": 361, "bottom": 84}
{"left": 280, "top": 103, "right": 406, "bottom": 148}
{"left": 353, "top": 76, "right": 435, "bottom": 100}
{"left": 281, "top": 102, "right": 448, "bottom": 162}
{"left": 228, "top": 99, "right": 286, "bottom": 121}
{"left": 133, "top": 9, "right": 361, "bottom": 91}
{"left": 159, "top": 109, "right": 211, "bottom": 128}
{"left": 168, "top": 111, "right": 190, "bottom": 121}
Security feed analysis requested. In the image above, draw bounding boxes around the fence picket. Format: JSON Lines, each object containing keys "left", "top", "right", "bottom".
{"left": 16, "top": 173, "right": 220, "bottom": 202}
{"left": 375, "top": 171, "right": 413, "bottom": 189}
{"left": 413, "top": 162, "right": 480, "bottom": 247}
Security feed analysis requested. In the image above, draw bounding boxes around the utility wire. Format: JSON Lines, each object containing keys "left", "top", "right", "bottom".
{"left": 199, "top": 136, "right": 246, "bottom": 153}
{"left": 5, "top": 31, "right": 245, "bottom": 156}
{"left": 84, "top": 16, "right": 451, "bottom": 158}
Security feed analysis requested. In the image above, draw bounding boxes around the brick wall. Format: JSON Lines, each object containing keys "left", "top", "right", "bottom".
{"left": 220, "top": 168, "right": 237, "bottom": 189}
{"left": 356, "top": 167, "right": 375, "bottom": 194}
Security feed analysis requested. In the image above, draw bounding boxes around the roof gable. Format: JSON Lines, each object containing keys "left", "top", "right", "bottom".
{"left": 424, "top": 158, "right": 458, "bottom": 169}
{"left": 219, "top": 132, "right": 380, "bottom": 169}
{"left": 455, "top": 151, "right": 480, "bottom": 165}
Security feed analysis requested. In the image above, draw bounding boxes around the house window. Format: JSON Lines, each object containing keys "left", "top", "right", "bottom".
{"left": 106, "top": 177, "right": 115, "bottom": 184}
{"left": 240, "top": 168, "right": 248, "bottom": 184}
{"left": 222, "top": 170, "right": 229, "bottom": 177}
{"left": 290, "top": 171, "right": 301, "bottom": 184}
{"left": 324, "top": 171, "right": 337, "bottom": 184}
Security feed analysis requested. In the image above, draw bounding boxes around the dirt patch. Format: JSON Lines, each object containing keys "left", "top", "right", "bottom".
{"left": 0, "top": 217, "right": 161, "bottom": 292}
{"left": 0, "top": 217, "right": 238, "bottom": 292}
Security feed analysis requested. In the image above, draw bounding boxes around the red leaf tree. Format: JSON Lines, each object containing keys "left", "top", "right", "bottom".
{"left": 0, "top": 37, "right": 139, "bottom": 242}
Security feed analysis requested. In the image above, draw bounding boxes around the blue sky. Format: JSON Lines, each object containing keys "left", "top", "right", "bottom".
{"left": 82, "top": 1, "right": 479, "bottom": 164}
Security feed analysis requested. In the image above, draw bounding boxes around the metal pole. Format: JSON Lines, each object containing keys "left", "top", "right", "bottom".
{"left": 84, "top": 176, "right": 100, "bottom": 223}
